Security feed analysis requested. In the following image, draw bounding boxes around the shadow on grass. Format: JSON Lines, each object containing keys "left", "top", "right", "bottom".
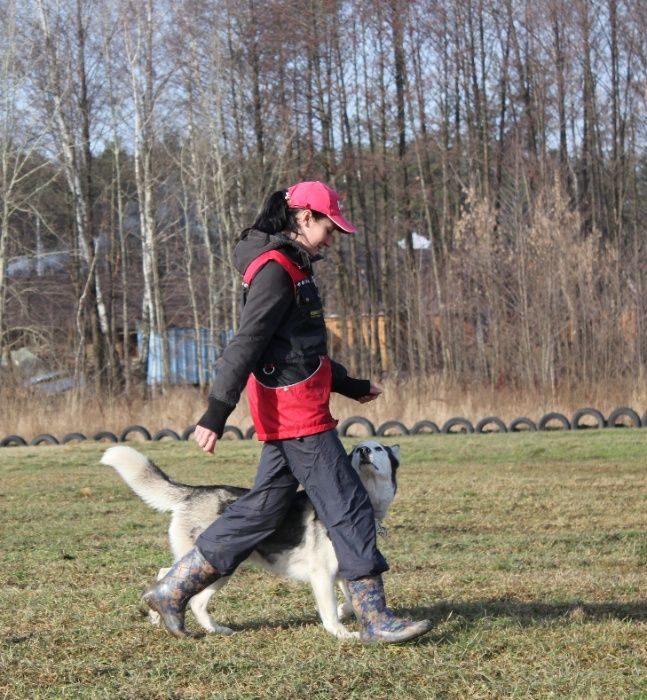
{"left": 135, "top": 598, "right": 646, "bottom": 646}
{"left": 405, "top": 598, "right": 647, "bottom": 644}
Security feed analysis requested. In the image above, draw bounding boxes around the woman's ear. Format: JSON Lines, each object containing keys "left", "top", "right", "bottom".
{"left": 298, "top": 209, "right": 312, "bottom": 227}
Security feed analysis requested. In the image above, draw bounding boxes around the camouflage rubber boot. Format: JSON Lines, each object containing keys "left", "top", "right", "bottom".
{"left": 142, "top": 547, "right": 221, "bottom": 638}
{"left": 347, "top": 575, "right": 432, "bottom": 645}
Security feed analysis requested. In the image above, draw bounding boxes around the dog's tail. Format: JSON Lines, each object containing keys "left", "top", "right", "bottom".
{"left": 101, "top": 445, "right": 192, "bottom": 512}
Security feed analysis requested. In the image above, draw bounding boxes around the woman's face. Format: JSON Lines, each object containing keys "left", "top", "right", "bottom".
{"left": 295, "top": 210, "right": 338, "bottom": 255}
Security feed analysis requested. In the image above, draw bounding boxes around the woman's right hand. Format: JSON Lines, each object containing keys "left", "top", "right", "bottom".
{"left": 356, "top": 382, "right": 383, "bottom": 403}
{"left": 194, "top": 424, "right": 219, "bottom": 454}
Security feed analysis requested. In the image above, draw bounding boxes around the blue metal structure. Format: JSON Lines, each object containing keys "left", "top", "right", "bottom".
{"left": 137, "top": 327, "right": 233, "bottom": 385}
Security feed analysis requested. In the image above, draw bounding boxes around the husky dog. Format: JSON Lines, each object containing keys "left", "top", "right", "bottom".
{"left": 101, "top": 440, "right": 399, "bottom": 639}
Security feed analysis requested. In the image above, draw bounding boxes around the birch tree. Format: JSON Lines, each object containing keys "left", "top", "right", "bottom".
{"left": 119, "top": 0, "right": 173, "bottom": 391}
{"left": 33, "top": 0, "right": 118, "bottom": 391}
{"left": 0, "top": 1, "right": 52, "bottom": 364}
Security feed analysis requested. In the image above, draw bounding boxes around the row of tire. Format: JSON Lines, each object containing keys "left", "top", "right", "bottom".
{"left": 1, "top": 406, "right": 646, "bottom": 447}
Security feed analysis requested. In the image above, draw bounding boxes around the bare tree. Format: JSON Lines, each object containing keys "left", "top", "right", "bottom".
{"left": 33, "top": 0, "right": 118, "bottom": 391}
{"left": 0, "top": 1, "right": 53, "bottom": 364}
{"left": 119, "top": 0, "right": 174, "bottom": 392}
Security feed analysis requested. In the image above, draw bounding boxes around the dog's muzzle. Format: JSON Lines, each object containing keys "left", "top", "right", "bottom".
{"left": 357, "top": 446, "right": 375, "bottom": 467}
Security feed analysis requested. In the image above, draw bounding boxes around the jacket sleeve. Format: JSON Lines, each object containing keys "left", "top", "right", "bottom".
{"left": 330, "top": 359, "right": 371, "bottom": 399}
{"left": 197, "top": 262, "right": 294, "bottom": 437}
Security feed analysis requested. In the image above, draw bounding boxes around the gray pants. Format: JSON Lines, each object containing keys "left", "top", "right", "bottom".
{"left": 196, "top": 429, "right": 388, "bottom": 580}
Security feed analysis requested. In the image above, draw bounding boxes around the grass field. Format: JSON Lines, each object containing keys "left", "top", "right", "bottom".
{"left": 1, "top": 431, "right": 646, "bottom": 699}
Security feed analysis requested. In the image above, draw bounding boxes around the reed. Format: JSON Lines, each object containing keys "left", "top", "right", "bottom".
{"left": 1, "top": 376, "right": 645, "bottom": 441}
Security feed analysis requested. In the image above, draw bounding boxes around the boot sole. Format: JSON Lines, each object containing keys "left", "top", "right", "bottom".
{"left": 360, "top": 622, "right": 432, "bottom": 646}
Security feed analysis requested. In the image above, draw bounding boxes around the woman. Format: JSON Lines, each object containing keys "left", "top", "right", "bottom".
{"left": 143, "top": 181, "right": 431, "bottom": 644}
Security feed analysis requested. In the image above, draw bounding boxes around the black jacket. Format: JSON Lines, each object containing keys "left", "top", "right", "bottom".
{"left": 198, "top": 229, "right": 370, "bottom": 437}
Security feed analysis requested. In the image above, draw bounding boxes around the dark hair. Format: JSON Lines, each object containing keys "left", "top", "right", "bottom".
{"left": 241, "top": 189, "right": 327, "bottom": 240}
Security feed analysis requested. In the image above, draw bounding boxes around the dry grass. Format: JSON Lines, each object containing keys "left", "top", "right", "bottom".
{"left": 1, "top": 376, "right": 646, "bottom": 441}
{"left": 1, "top": 432, "right": 646, "bottom": 699}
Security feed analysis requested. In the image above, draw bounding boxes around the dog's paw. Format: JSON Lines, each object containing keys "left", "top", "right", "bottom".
{"left": 324, "top": 623, "right": 359, "bottom": 639}
{"left": 148, "top": 611, "right": 161, "bottom": 626}
{"left": 201, "top": 620, "right": 234, "bottom": 636}
{"left": 337, "top": 602, "right": 354, "bottom": 620}
{"left": 138, "top": 595, "right": 161, "bottom": 625}
{"left": 332, "top": 626, "right": 359, "bottom": 640}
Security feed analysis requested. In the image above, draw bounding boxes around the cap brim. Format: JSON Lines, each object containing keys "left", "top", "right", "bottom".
{"left": 329, "top": 213, "right": 356, "bottom": 234}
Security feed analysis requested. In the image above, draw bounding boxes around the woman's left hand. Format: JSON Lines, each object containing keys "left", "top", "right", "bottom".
{"left": 194, "top": 424, "right": 219, "bottom": 454}
{"left": 357, "top": 383, "right": 383, "bottom": 403}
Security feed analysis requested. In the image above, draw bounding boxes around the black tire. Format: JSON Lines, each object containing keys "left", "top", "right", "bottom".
{"left": 152, "top": 428, "right": 181, "bottom": 441}
{"left": 571, "top": 407, "right": 606, "bottom": 430}
{"left": 643, "top": 410, "right": 647, "bottom": 430}
{"left": 119, "top": 424, "right": 152, "bottom": 442}
{"left": 441, "top": 417, "right": 474, "bottom": 434}
{"left": 376, "top": 420, "right": 410, "bottom": 436}
{"left": 606, "top": 406, "right": 642, "bottom": 429}
{"left": 181, "top": 425, "right": 196, "bottom": 441}
{"left": 0, "top": 434, "right": 27, "bottom": 447}
{"left": 338, "top": 416, "right": 376, "bottom": 437}
{"left": 93, "top": 431, "right": 119, "bottom": 443}
{"left": 475, "top": 416, "right": 508, "bottom": 434}
{"left": 538, "top": 412, "right": 571, "bottom": 431}
{"left": 411, "top": 420, "right": 440, "bottom": 435}
{"left": 61, "top": 432, "right": 87, "bottom": 444}
{"left": 221, "top": 425, "right": 244, "bottom": 440}
{"left": 508, "top": 417, "right": 537, "bottom": 432}
{"left": 30, "top": 433, "right": 61, "bottom": 446}
{"left": 244, "top": 426, "right": 256, "bottom": 440}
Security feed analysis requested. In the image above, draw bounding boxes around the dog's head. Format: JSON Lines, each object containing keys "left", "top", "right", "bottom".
{"left": 348, "top": 440, "right": 400, "bottom": 522}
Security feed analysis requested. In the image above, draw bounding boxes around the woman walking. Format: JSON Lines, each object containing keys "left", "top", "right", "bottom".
{"left": 143, "top": 181, "right": 431, "bottom": 644}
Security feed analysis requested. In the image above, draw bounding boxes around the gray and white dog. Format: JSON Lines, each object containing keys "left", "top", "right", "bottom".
{"left": 101, "top": 440, "right": 399, "bottom": 639}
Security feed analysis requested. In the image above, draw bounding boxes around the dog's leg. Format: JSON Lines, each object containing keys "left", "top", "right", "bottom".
{"left": 189, "top": 576, "right": 234, "bottom": 635}
{"left": 336, "top": 579, "right": 354, "bottom": 621}
{"left": 309, "top": 570, "right": 359, "bottom": 639}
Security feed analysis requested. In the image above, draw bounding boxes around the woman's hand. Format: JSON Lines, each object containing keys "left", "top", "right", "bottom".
{"left": 357, "top": 383, "right": 383, "bottom": 403}
{"left": 194, "top": 424, "right": 219, "bottom": 454}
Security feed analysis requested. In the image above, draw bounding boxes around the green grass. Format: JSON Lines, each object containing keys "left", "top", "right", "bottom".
{"left": 1, "top": 431, "right": 646, "bottom": 699}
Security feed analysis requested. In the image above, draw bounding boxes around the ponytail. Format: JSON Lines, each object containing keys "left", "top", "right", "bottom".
{"left": 240, "top": 190, "right": 296, "bottom": 240}
{"left": 241, "top": 189, "right": 328, "bottom": 240}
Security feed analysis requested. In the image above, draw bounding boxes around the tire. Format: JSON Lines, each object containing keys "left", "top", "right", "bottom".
{"left": 30, "top": 433, "right": 60, "bottom": 446}
{"left": 571, "top": 407, "right": 606, "bottom": 430}
{"left": 606, "top": 406, "right": 641, "bottom": 429}
{"left": 475, "top": 416, "right": 508, "bottom": 434}
{"left": 643, "top": 410, "right": 647, "bottom": 430}
{"left": 376, "top": 420, "right": 410, "bottom": 436}
{"left": 441, "top": 417, "right": 474, "bottom": 434}
{"left": 411, "top": 420, "right": 440, "bottom": 435}
{"left": 221, "top": 425, "right": 244, "bottom": 440}
{"left": 152, "top": 428, "right": 180, "bottom": 441}
{"left": 508, "top": 417, "right": 537, "bottom": 432}
{"left": 338, "top": 416, "right": 376, "bottom": 437}
{"left": 181, "top": 425, "right": 196, "bottom": 441}
{"left": 244, "top": 426, "right": 257, "bottom": 440}
{"left": 93, "top": 431, "right": 119, "bottom": 443}
{"left": 119, "top": 425, "right": 152, "bottom": 442}
{"left": 0, "top": 434, "right": 27, "bottom": 447}
{"left": 61, "top": 432, "right": 87, "bottom": 444}
{"left": 538, "top": 412, "right": 571, "bottom": 431}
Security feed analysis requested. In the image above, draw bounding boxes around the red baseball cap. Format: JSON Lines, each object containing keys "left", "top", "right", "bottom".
{"left": 286, "top": 181, "right": 356, "bottom": 233}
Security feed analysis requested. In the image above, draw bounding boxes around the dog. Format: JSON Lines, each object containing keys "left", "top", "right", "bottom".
{"left": 100, "top": 440, "right": 399, "bottom": 639}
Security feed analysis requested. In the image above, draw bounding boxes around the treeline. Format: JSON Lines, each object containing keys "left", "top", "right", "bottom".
{"left": 0, "top": 0, "right": 645, "bottom": 395}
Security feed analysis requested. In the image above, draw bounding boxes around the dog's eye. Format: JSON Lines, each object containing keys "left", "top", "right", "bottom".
{"left": 375, "top": 446, "right": 383, "bottom": 451}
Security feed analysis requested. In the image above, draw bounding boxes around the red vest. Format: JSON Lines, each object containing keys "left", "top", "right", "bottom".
{"left": 242, "top": 250, "right": 338, "bottom": 441}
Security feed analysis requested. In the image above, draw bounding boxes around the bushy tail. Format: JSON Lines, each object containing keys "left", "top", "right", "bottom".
{"left": 101, "top": 446, "right": 192, "bottom": 512}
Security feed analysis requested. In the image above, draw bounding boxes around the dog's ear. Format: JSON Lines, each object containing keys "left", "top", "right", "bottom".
{"left": 385, "top": 444, "right": 400, "bottom": 469}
